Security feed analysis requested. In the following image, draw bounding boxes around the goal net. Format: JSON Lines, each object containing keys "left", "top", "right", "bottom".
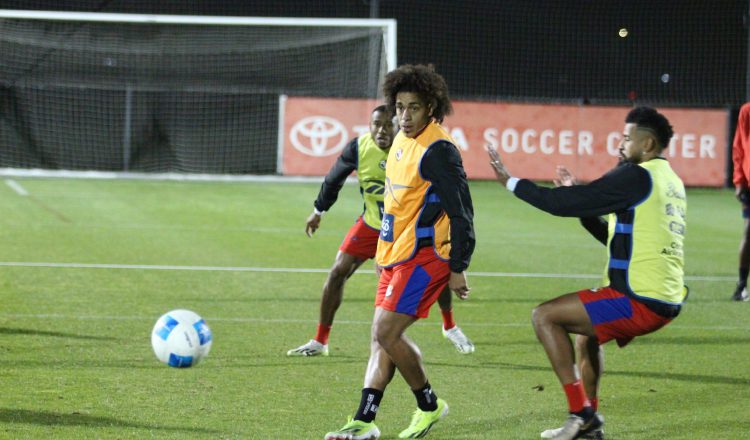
{"left": 0, "top": 10, "right": 396, "bottom": 174}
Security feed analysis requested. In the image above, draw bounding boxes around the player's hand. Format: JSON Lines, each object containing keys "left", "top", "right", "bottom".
{"left": 374, "top": 262, "right": 383, "bottom": 277}
{"left": 449, "top": 271, "right": 470, "bottom": 300}
{"left": 486, "top": 146, "right": 511, "bottom": 187}
{"left": 736, "top": 186, "right": 750, "bottom": 203}
{"left": 554, "top": 165, "right": 577, "bottom": 187}
{"left": 305, "top": 211, "right": 322, "bottom": 237}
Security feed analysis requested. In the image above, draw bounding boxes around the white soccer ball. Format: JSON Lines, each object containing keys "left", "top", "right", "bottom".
{"left": 151, "top": 309, "right": 212, "bottom": 368}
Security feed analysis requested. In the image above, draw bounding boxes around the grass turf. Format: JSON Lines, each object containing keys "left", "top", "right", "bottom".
{"left": 0, "top": 178, "right": 747, "bottom": 439}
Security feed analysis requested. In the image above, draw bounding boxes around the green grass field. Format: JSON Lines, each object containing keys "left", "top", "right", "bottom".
{"left": 0, "top": 177, "right": 747, "bottom": 439}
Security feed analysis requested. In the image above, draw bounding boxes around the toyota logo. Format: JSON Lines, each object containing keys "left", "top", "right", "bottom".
{"left": 290, "top": 116, "right": 349, "bottom": 157}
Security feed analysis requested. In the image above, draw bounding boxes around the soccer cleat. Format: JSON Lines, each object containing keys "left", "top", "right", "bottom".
{"left": 541, "top": 426, "right": 604, "bottom": 439}
{"left": 398, "top": 398, "right": 449, "bottom": 438}
{"left": 442, "top": 326, "right": 475, "bottom": 354}
{"left": 287, "top": 339, "right": 329, "bottom": 357}
{"left": 540, "top": 413, "right": 604, "bottom": 440}
{"left": 732, "top": 284, "right": 749, "bottom": 302}
{"left": 324, "top": 417, "right": 380, "bottom": 440}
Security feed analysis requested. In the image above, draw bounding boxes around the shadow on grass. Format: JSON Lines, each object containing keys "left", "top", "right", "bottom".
{"left": 0, "top": 327, "right": 117, "bottom": 340}
{"left": 426, "top": 360, "right": 749, "bottom": 385}
{"left": 184, "top": 296, "right": 375, "bottom": 304}
{"left": 634, "top": 334, "right": 750, "bottom": 345}
{"left": 0, "top": 408, "right": 220, "bottom": 433}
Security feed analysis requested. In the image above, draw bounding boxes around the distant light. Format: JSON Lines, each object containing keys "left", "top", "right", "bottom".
{"left": 661, "top": 73, "right": 670, "bottom": 83}
{"left": 618, "top": 28, "right": 628, "bottom": 38}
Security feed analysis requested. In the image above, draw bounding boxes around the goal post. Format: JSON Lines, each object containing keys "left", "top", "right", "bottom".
{"left": 0, "top": 10, "right": 397, "bottom": 177}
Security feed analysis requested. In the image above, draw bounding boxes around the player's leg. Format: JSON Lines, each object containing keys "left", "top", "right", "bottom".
{"left": 319, "top": 251, "right": 367, "bottom": 329}
{"left": 290, "top": 217, "right": 376, "bottom": 357}
{"left": 577, "top": 335, "right": 603, "bottom": 412}
{"left": 536, "top": 286, "right": 675, "bottom": 440}
{"left": 539, "top": 335, "right": 605, "bottom": 439}
{"left": 288, "top": 251, "right": 365, "bottom": 357}
{"left": 324, "top": 321, "right": 394, "bottom": 440}
{"left": 734, "top": 215, "right": 750, "bottom": 301}
{"left": 532, "top": 292, "right": 601, "bottom": 440}
{"left": 371, "top": 308, "right": 448, "bottom": 438}
{"left": 371, "top": 307, "right": 423, "bottom": 387}
{"left": 374, "top": 249, "right": 451, "bottom": 438}
{"left": 437, "top": 286, "right": 474, "bottom": 354}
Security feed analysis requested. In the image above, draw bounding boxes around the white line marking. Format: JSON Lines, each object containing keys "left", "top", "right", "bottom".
{"left": 0, "top": 313, "right": 746, "bottom": 331}
{"left": 4, "top": 179, "right": 28, "bottom": 196}
{"left": 0, "top": 261, "right": 734, "bottom": 281}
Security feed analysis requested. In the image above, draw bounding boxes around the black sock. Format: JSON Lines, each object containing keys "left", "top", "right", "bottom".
{"left": 739, "top": 267, "right": 749, "bottom": 287}
{"left": 354, "top": 388, "right": 383, "bottom": 423}
{"left": 573, "top": 406, "right": 595, "bottom": 421}
{"left": 412, "top": 381, "right": 438, "bottom": 412}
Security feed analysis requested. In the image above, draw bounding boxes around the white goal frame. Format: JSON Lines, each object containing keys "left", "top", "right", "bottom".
{"left": 0, "top": 10, "right": 398, "bottom": 182}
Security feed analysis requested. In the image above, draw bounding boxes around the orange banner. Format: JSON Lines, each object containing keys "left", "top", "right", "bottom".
{"left": 280, "top": 97, "right": 728, "bottom": 186}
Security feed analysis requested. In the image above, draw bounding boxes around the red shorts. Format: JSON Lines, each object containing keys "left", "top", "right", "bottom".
{"left": 339, "top": 216, "right": 380, "bottom": 260}
{"left": 578, "top": 287, "right": 673, "bottom": 347}
{"left": 375, "top": 247, "right": 450, "bottom": 318}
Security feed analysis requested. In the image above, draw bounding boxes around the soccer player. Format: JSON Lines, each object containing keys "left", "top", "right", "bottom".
{"left": 287, "top": 105, "right": 474, "bottom": 358}
{"left": 731, "top": 102, "right": 750, "bottom": 301}
{"left": 487, "top": 106, "right": 687, "bottom": 440}
{"left": 324, "top": 65, "right": 475, "bottom": 440}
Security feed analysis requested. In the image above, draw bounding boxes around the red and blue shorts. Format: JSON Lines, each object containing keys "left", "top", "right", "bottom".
{"left": 375, "top": 246, "right": 450, "bottom": 319}
{"left": 339, "top": 216, "right": 380, "bottom": 260}
{"left": 578, "top": 287, "right": 673, "bottom": 347}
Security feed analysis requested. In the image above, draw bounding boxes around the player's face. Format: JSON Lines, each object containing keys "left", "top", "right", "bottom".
{"left": 395, "top": 92, "right": 432, "bottom": 138}
{"left": 619, "top": 123, "right": 652, "bottom": 164}
{"left": 370, "top": 110, "right": 395, "bottom": 149}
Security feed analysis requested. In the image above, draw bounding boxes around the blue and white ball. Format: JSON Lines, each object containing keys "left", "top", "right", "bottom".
{"left": 151, "top": 309, "right": 212, "bottom": 368}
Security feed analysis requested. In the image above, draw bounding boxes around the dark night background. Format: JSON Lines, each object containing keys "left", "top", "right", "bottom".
{"left": 1, "top": 0, "right": 746, "bottom": 106}
{"left": 0, "top": 0, "right": 746, "bottom": 178}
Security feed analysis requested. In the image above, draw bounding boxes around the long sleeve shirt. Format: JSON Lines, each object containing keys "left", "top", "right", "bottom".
{"left": 419, "top": 140, "right": 476, "bottom": 273}
{"left": 313, "top": 138, "right": 358, "bottom": 212}
{"left": 513, "top": 159, "right": 683, "bottom": 317}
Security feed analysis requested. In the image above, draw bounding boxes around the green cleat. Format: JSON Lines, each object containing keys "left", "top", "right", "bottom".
{"left": 398, "top": 398, "right": 449, "bottom": 438}
{"left": 324, "top": 417, "right": 380, "bottom": 440}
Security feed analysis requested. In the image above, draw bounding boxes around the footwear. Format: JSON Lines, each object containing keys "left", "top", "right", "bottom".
{"left": 324, "top": 417, "right": 380, "bottom": 440}
{"left": 540, "top": 413, "right": 604, "bottom": 440}
{"left": 287, "top": 339, "right": 329, "bottom": 357}
{"left": 541, "top": 425, "right": 604, "bottom": 439}
{"left": 732, "top": 284, "right": 749, "bottom": 302}
{"left": 442, "top": 326, "right": 475, "bottom": 354}
{"left": 398, "top": 398, "right": 449, "bottom": 438}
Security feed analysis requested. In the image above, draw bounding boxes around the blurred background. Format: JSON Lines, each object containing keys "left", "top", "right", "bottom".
{"left": 0, "top": 0, "right": 746, "bottom": 180}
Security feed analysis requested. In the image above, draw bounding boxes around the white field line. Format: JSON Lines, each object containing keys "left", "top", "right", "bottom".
{"left": 4, "top": 179, "right": 29, "bottom": 196}
{"left": 0, "top": 261, "right": 734, "bottom": 281}
{"left": 0, "top": 313, "right": 746, "bottom": 331}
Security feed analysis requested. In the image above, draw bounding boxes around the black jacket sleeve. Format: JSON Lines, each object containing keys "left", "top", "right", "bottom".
{"left": 513, "top": 162, "right": 652, "bottom": 218}
{"left": 313, "top": 138, "right": 358, "bottom": 212}
{"left": 420, "top": 141, "right": 476, "bottom": 273}
{"left": 580, "top": 217, "right": 608, "bottom": 245}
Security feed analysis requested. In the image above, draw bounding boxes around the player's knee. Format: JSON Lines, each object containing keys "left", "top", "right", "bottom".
{"left": 329, "top": 263, "right": 352, "bottom": 282}
{"left": 531, "top": 305, "right": 550, "bottom": 329}
{"left": 372, "top": 325, "right": 398, "bottom": 349}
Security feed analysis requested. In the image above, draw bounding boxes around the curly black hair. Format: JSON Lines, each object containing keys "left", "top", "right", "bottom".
{"left": 625, "top": 106, "right": 674, "bottom": 150}
{"left": 382, "top": 64, "right": 453, "bottom": 123}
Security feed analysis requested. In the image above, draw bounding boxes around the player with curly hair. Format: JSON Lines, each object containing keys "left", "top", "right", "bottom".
{"left": 287, "top": 105, "right": 475, "bottom": 357}
{"left": 324, "top": 64, "right": 476, "bottom": 440}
